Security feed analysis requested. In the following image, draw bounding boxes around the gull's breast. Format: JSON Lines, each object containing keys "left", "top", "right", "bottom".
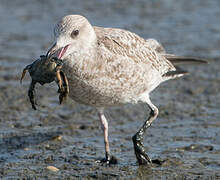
{"left": 62, "top": 56, "right": 162, "bottom": 107}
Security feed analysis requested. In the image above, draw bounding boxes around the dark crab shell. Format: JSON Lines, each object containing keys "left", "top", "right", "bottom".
{"left": 21, "top": 55, "right": 69, "bottom": 110}
{"left": 22, "top": 55, "right": 61, "bottom": 85}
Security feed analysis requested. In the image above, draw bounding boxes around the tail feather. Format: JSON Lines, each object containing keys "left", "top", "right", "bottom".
{"left": 164, "top": 54, "right": 208, "bottom": 65}
{"left": 163, "top": 68, "right": 188, "bottom": 79}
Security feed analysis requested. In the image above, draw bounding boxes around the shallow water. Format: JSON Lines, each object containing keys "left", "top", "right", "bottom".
{"left": 0, "top": 0, "right": 220, "bottom": 179}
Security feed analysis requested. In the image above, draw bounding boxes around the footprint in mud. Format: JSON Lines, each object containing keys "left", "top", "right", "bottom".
{"left": 199, "top": 157, "right": 220, "bottom": 167}
{"left": 176, "top": 144, "right": 214, "bottom": 152}
{"left": 151, "top": 159, "right": 165, "bottom": 166}
{"left": 150, "top": 157, "right": 184, "bottom": 167}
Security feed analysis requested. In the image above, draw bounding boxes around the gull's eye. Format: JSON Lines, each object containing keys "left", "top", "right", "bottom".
{"left": 71, "top": 30, "right": 79, "bottom": 38}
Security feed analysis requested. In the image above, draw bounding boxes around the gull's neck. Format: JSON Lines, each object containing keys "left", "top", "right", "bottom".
{"left": 64, "top": 29, "right": 98, "bottom": 77}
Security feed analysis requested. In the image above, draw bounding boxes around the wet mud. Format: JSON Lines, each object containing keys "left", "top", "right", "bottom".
{"left": 0, "top": 0, "right": 220, "bottom": 179}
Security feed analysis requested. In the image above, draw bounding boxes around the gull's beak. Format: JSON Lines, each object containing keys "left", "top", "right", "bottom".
{"left": 46, "top": 42, "right": 58, "bottom": 58}
{"left": 46, "top": 42, "right": 70, "bottom": 59}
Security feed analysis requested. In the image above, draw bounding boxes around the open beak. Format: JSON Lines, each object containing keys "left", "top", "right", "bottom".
{"left": 46, "top": 43, "right": 70, "bottom": 59}
{"left": 46, "top": 42, "right": 57, "bottom": 58}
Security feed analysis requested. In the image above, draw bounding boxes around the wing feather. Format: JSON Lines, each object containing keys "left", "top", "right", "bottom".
{"left": 94, "top": 26, "right": 175, "bottom": 76}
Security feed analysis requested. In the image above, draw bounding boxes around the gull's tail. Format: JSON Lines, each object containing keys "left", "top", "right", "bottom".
{"left": 162, "top": 67, "right": 188, "bottom": 79}
{"left": 145, "top": 39, "right": 208, "bottom": 65}
{"left": 164, "top": 54, "right": 208, "bottom": 65}
{"left": 162, "top": 54, "right": 208, "bottom": 80}
{"left": 145, "top": 38, "right": 208, "bottom": 79}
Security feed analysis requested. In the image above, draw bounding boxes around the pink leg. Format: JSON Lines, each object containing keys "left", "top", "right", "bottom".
{"left": 97, "top": 108, "right": 117, "bottom": 165}
{"left": 98, "top": 110, "right": 110, "bottom": 157}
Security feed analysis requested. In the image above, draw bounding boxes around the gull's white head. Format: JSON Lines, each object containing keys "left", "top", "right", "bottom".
{"left": 47, "top": 15, "right": 96, "bottom": 59}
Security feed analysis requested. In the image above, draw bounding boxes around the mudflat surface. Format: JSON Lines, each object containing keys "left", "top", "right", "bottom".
{"left": 0, "top": 0, "right": 220, "bottom": 179}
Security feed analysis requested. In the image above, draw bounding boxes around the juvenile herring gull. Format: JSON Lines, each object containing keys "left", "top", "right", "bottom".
{"left": 46, "top": 15, "right": 206, "bottom": 165}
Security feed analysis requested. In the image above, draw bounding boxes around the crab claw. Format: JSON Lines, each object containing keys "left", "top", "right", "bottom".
{"left": 20, "top": 65, "right": 32, "bottom": 84}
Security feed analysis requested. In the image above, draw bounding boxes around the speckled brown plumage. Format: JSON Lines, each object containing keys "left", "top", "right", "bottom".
{"left": 46, "top": 15, "right": 206, "bottom": 165}
{"left": 51, "top": 17, "right": 181, "bottom": 107}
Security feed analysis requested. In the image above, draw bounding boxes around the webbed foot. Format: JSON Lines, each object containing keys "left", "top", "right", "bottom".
{"left": 96, "top": 153, "right": 118, "bottom": 166}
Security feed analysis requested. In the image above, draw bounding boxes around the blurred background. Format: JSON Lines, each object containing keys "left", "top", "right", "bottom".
{"left": 0, "top": 0, "right": 219, "bottom": 179}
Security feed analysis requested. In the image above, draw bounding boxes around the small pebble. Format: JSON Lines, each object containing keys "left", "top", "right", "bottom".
{"left": 46, "top": 166, "right": 59, "bottom": 172}
{"left": 52, "top": 135, "right": 62, "bottom": 141}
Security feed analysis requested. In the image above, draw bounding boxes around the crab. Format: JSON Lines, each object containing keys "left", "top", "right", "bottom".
{"left": 20, "top": 55, "right": 69, "bottom": 110}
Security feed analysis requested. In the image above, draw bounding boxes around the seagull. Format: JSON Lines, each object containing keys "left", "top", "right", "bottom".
{"left": 46, "top": 15, "right": 207, "bottom": 165}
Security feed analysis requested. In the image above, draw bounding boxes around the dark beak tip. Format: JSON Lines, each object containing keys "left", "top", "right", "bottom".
{"left": 46, "top": 51, "right": 49, "bottom": 58}
{"left": 46, "top": 42, "right": 57, "bottom": 58}
{"left": 46, "top": 50, "right": 51, "bottom": 58}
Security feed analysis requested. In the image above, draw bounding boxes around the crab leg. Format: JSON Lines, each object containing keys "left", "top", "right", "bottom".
{"left": 58, "top": 71, "right": 69, "bottom": 104}
{"left": 62, "top": 71, "right": 69, "bottom": 95}
{"left": 28, "top": 80, "right": 37, "bottom": 110}
{"left": 56, "top": 66, "right": 63, "bottom": 89}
